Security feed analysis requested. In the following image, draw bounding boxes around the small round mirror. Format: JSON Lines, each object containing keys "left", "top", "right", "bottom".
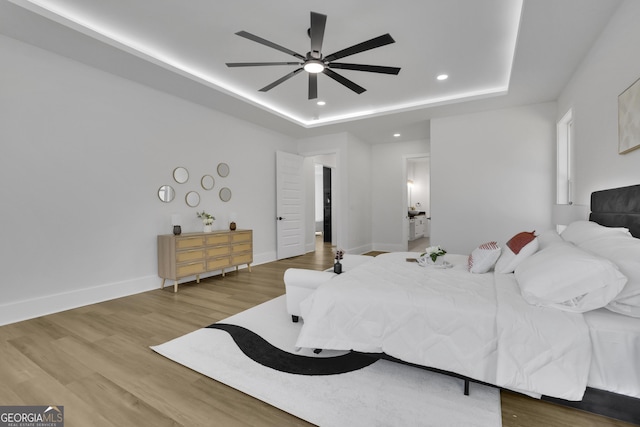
{"left": 185, "top": 191, "right": 200, "bottom": 207}
{"left": 217, "top": 163, "right": 230, "bottom": 177}
{"left": 158, "top": 185, "right": 175, "bottom": 202}
{"left": 173, "top": 167, "right": 189, "bottom": 184}
{"left": 219, "top": 187, "right": 232, "bottom": 202}
{"left": 201, "top": 174, "right": 215, "bottom": 190}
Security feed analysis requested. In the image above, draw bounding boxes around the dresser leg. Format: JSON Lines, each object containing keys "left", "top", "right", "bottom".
{"left": 196, "top": 274, "right": 200, "bottom": 284}
{"left": 174, "top": 281, "right": 178, "bottom": 293}
{"left": 248, "top": 263, "right": 252, "bottom": 272}
{"left": 161, "top": 278, "right": 166, "bottom": 289}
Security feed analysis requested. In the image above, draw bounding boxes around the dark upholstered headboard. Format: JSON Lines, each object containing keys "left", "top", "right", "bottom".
{"left": 590, "top": 184, "right": 640, "bottom": 238}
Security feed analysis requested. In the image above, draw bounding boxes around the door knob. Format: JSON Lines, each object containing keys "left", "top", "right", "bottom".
{"left": 277, "top": 216, "right": 285, "bottom": 220}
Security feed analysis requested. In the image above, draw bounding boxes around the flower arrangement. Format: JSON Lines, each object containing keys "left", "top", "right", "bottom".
{"left": 196, "top": 211, "right": 215, "bottom": 225}
{"left": 335, "top": 248, "right": 344, "bottom": 261}
{"left": 421, "top": 245, "right": 446, "bottom": 262}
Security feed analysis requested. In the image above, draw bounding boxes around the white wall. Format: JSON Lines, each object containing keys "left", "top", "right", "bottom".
{"left": 298, "top": 133, "right": 374, "bottom": 254}
{"left": 344, "top": 134, "right": 373, "bottom": 254}
{"left": 557, "top": 0, "right": 640, "bottom": 205}
{"left": 371, "top": 140, "right": 430, "bottom": 252}
{"left": 0, "top": 34, "right": 296, "bottom": 325}
{"left": 430, "top": 103, "right": 556, "bottom": 254}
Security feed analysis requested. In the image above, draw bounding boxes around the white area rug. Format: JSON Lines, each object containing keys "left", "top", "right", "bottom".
{"left": 151, "top": 296, "right": 502, "bottom": 427}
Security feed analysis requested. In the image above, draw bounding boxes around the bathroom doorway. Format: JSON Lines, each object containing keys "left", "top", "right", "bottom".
{"left": 406, "top": 156, "right": 430, "bottom": 251}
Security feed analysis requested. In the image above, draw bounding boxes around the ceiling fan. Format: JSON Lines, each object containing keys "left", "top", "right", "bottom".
{"left": 226, "top": 11, "right": 401, "bottom": 99}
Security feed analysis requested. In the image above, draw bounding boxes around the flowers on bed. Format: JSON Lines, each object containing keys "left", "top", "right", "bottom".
{"left": 421, "top": 246, "right": 447, "bottom": 262}
{"left": 335, "top": 248, "right": 344, "bottom": 261}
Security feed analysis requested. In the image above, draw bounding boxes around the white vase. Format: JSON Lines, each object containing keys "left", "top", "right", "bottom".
{"left": 203, "top": 224, "right": 213, "bottom": 233}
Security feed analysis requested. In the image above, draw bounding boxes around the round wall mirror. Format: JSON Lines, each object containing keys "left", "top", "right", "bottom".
{"left": 201, "top": 174, "right": 215, "bottom": 190}
{"left": 185, "top": 191, "right": 200, "bottom": 207}
{"left": 217, "top": 163, "right": 230, "bottom": 177}
{"left": 173, "top": 167, "right": 189, "bottom": 184}
{"left": 219, "top": 187, "right": 232, "bottom": 202}
{"left": 158, "top": 185, "right": 175, "bottom": 202}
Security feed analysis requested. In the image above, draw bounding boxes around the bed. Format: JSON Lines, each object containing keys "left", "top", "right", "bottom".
{"left": 294, "top": 184, "right": 640, "bottom": 423}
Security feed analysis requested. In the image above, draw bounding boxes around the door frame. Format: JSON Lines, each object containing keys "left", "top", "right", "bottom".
{"left": 300, "top": 149, "right": 342, "bottom": 254}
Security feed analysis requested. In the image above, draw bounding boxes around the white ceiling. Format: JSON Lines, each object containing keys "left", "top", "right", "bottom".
{"left": 1, "top": 0, "right": 622, "bottom": 144}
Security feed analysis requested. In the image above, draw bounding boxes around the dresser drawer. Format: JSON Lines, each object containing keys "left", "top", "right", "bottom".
{"left": 231, "top": 253, "right": 253, "bottom": 265}
{"left": 231, "top": 232, "right": 252, "bottom": 243}
{"left": 176, "top": 249, "right": 205, "bottom": 263}
{"left": 176, "top": 262, "right": 205, "bottom": 277}
{"left": 176, "top": 236, "right": 205, "bottom": 250}
{"left": 231, "top": 243, "right": 252, "bottom": 254}
{"left": 207, "top": 257, "right": 231, "bottom": 271}
{"left": 206, "top": 246, "right": 230, "bottom": 258}
{"left": 206, "top": 234, "right": 229, "bottom": 246}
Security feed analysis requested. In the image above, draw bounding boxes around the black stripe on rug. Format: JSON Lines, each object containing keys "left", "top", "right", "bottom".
{"left": 207, "top": 323, "right": 380, "bottom": 375}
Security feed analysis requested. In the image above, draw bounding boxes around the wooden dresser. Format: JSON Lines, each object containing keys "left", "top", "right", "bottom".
{"left": 157, "top": 230, "right": 253, "bottom": 292}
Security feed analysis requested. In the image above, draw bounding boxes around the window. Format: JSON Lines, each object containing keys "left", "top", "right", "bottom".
{"left": 557, "top": 109, "right": 573, "bottom": 204}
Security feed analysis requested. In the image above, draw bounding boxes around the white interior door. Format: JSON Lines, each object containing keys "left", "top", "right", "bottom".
{"left": 276, "top": 151, "right": 305, "bottom": 259}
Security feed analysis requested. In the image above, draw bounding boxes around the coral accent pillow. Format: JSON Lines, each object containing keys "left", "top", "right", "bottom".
{"left": 507, "top": 231, "right": 536, "bottom": 254}
{"left": 495, "top": 231, "right": 539, "bottom": 274}
{"left": 468, "top": 241, "right": 501, "bottom": 274}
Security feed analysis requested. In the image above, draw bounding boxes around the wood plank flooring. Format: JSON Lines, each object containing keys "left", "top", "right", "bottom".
{"left": 0, "top": 238, "right": 636, "bottom": 426}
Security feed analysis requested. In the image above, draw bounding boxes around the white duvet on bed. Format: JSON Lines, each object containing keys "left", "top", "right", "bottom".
{"left": 296, "top": 252, "right": 591, "bottom": 400}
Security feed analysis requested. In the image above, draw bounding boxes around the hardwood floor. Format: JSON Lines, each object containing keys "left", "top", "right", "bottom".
{"left": 0, "top": 238, "right": 636, "bottom": 426}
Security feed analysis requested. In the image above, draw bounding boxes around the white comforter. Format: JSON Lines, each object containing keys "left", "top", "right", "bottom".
{"left": 296, "top": 252, "right": 591, "bottom": 400}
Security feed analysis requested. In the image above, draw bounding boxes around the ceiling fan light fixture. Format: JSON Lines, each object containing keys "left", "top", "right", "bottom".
{"left": 303, "top": 59, "right": 325, "bottom": 74}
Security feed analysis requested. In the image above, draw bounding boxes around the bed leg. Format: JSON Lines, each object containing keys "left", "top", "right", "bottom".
{"left": 464, "top": 379, "right": 470, "bottom": 396}
{"left": 291, "top": 315, "right": 299, "bottom": 323}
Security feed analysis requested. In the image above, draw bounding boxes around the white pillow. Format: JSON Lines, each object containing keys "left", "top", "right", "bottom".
{"left": 574, "top": 232, "right": 640, "bottom": 317}
{"left": 495, "top": 237, "right": 539, "bottom": 274}
{"left": 515, "top": 242, "right": 627, "bottom": 313}
{"left": 561, "top": 220, "right": 631, "bottom": 246}
{"left": 468, "top": 241, "right": 501, "bottom": 274}
{"left": 607, "top": 300, "right": 640, "bottom": 318}
{"left": 536, "top": 229, "right": 564, "bottom": 250}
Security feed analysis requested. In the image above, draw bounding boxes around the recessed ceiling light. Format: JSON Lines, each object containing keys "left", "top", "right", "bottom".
{"left": 317, "top": 101, "right": 326, "bottom": 106}
{"left": 393, "top": 133, "right": 401, "bottom": 137}
{"left": 437, "top": 74, "right": 449, "bottom": 81}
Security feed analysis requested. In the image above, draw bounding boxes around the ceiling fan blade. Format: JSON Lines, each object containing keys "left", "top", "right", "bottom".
{"left": 226, "top": 62, "right": 301, "bottom": 67}
{"left": 259, "top": 68, "right": 304, "bottom": 92}
{"left": 309, "top": 12, "right": 327, "bottom": 56}
{"left": 309, "top": 73, "right": 318, "bottom": 99}
{"left": 328, "top": 63, "right": 401, "bottom": 75}
{"left": 324, "top": 34, "right": 395, "bottom": 62}
{"left": 235, "top": 31, "right": 305, "bottom": 60}
{"left": 322, "top": 68, "right": 366, "bottom": 94}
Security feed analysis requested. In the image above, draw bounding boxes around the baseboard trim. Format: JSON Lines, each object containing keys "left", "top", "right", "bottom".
{"left": 0, "top": 275, "right": 159, "bottom": 326}
{"left": 0, "top": 251, "right": 278, "bottom": 326}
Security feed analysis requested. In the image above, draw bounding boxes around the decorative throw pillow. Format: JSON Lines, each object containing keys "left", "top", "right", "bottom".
{"left": 468, "top": 241, "right": 501, "bottom": 274}
{"left": 495, "top": 231, "right": 539, "bottom": 274}
{"left": 507, "top": 231, "right": 536, "bottom": 254}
